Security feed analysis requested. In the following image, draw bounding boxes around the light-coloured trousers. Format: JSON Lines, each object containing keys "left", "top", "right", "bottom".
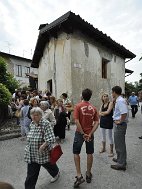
{"left": 100, "top": 128, "right": 113, "bottom": 144}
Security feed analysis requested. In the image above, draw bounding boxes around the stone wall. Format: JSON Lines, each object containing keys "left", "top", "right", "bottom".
{"left": 38, "top": 31, "right": 125, "bottom": 108}
{"left": 38, "top": 32, "right": 72, "bottom": 97}
{"left": 70, "top": 31, "right": 125, "bottom": 107}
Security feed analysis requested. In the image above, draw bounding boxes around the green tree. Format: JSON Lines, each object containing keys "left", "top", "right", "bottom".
{"left": 0, "top": 57, "right": 7, "bottom": 84}
{"left": 0, "top": 56, "right": 19, "bottom": 94}
{"left": 0, "top": 83, "right": 11, "bottom": 105}
{"left": 125, "top": 81, "right": 136, "bottom": 96}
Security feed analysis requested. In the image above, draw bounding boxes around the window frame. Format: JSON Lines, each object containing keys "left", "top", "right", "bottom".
{"left": 25, "top": 66, "right": 30, "bottom": 77}
{"left": 16, "top": 65, "right": 22, "bottom": 77}
{"left": 102, "top": 58, "right": 109, "bottom": 79}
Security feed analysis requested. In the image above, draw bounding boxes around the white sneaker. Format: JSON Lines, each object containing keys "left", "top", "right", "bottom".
{"left": 50, "top": 172, "right": 60, "bottom": 183}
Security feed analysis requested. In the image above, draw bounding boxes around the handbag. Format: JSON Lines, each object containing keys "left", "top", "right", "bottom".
{"left": 50, "top": 144, "right": 63, "bottom": 165}
{"left": 40, "top": 124, "right": 63, "bottom": 164}
{"left": 15, "top": 109, "right": 22, "bottom": 118}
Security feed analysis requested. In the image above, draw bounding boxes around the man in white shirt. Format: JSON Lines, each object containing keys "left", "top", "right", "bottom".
{"left": 111, "top": 86, "right": 128, "bottom": 171}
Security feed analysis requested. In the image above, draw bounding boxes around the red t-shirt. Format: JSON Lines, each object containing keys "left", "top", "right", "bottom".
{"left": 74, "top": 101, "right": 99, "bottom": 134}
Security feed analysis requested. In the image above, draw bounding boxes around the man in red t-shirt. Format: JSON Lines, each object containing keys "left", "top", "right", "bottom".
{"left": 73, "top": 89, "right": 99, "bottom": 188}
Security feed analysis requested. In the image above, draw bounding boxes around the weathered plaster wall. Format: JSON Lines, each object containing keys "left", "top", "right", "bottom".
{"left": 38, "top": 33, "right": 72, "bottom": 97}
{"left": 2, "top": 57, "right": 36, "bottom": 87}
{"left": 71, "top": 31, "right": 125, "bottom": 107}
{"left": 11, "top": 58, "right": 37, "bottom": 87}
{"left": 38, "top": 31, "right": 125, "bottom": 107}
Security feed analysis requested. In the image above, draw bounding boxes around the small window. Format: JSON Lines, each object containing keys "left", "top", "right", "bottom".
{"left": 16, "top": 65, "right": 22, "bottom": 77}
{"left": 25, "top": 67, "right": 30, "bottom": 74}
{"left": 102, "top": 58, "right": 109, "bottom": 79}
{"left": 47, "top": 79, "right": 52, "bottom": 93}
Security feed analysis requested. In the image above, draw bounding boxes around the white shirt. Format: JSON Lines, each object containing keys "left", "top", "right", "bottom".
{"left": 113, "top": 96, "right": 128, "bottom": 122}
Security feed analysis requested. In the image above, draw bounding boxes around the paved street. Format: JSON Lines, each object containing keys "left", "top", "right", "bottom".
{"left": 0, "top": 107, "right": 142, "bottom": 189}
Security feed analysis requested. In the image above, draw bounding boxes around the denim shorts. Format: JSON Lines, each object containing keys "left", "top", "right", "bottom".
{"left": 73, "top": 131, "right": 94, "bottom": 154}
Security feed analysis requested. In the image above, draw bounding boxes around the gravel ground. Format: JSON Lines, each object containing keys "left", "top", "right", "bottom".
{"left": 0, "top": 107, "right": 142, "bottom": 189}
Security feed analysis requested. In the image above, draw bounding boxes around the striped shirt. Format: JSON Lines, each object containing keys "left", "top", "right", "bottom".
{"left": 24, "top": 118, "right": 56, "bottom": 164}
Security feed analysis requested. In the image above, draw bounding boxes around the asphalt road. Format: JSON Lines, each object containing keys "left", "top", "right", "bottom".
{"left": 0, "top": 106, "right": 142, "bottom": 189}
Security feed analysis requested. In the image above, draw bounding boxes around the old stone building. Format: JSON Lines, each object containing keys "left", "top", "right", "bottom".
{"left": 31, "top": 11, "right": 136, "bottom": 106}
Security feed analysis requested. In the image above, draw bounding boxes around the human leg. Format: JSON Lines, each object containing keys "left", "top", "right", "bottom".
{"left": 131, "top": 105, "right": 135, "bottom": 117}
{"left": 100, "top": 128, "right": 106, "bottom": 153}
{"left": 108, "top": 129, "right": 114, "bottom": 157}
{"left": 85, "top": 136, "right": 94, "bottom": 183}
{"left": 67, "top": 112, "right": 71, "bottom": 130}
{"left": 111, "top": 124, "right": 127, "bottom": 170}
{"left": 42, "top": 162, "right": 59, "bottom": 178}
{"left": 73, "top": 132, "right": 85, "bottom": 187}
{"left": 134, "top": 105, "right": 138, "bottom": 115}
{"left": 25, "top": 163, "right": 40, "bottom": 189}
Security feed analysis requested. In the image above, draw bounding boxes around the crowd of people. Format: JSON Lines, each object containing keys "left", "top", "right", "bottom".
{"left": 10, "top": 90, "right": 72, "bottom": 142}
{"left": 1, "top": 87, "right": 141, "bottom": 189}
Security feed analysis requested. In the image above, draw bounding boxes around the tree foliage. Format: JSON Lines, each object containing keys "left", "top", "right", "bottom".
{"left": 0, "top": 56, "right": 20, "bottom": 105}
{"left": 125, "top": 73, "right": 142, "bottom": 96}
{"left": 0, "top": 83, "right": 11, "bottom": 105}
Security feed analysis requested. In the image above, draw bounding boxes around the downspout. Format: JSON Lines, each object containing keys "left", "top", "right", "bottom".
{"left": 53, "top": 38, "right": 57, "bottom": 97}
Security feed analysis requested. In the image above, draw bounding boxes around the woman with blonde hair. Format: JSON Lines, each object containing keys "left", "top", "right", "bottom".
{"left": 99, "top": 93, "right": 114, "bottom": 157}
{"left": 27, "top": 98, "right": 39, "bottom": 120}
{"left": 50, "top": 96, "right": 57, "bottom": 112}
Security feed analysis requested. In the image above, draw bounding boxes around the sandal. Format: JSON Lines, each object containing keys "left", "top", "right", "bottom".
{"left": 74, "top": 175, "right": 85, "bottom": 188}
{"left": 86, "top": 172, "right": 92, "bottom": 183}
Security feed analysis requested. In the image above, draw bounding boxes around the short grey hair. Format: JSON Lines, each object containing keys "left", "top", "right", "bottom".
{"left": 40, "top": 101, "right": 50, "bottom": 108}
{"left": 30, "top": 107, "right": 43, "bottom": 116}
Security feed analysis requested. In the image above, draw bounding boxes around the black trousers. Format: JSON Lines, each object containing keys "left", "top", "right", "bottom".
{"left": 131, "top": 105, "right": 138, "bottom": 117}
{"left": 25, "top": 162, "right": 59, "bottom": 189}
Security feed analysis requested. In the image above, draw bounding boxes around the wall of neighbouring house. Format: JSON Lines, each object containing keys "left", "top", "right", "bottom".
{"left": 10, "top": 58, "right": 37, "bottom": 87}
{"left": 70, "top": 31, "right": 125, "bottom": 107}
{"left": 38, "top": 32, "right": 72, "bottom": 97}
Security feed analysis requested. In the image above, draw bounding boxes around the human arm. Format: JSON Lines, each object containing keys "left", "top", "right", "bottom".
{"left": 49, "top": 111, "right": 56, "bottom": 127}
{"left": 99, "top": 105, "right": 103, "bottom": 116}
{"left": 114, "top": 113, "right": 127, "bottom": 125}
{"left": 137, "top": 97, "right": 140, "bottom": 106}
{"left": 114, "top": 100, "right": 128, "bottom": 125}
{"left": 101, "top": 102, "right": 113, "bottom": 116}
{"left": 75, "top": 119, "right": 85, "bottom": 135}
{"left": 39, "top": 120, "right": 56, "bottom": 152}
{"left": 128, "top": 96, "right": 131, "bottom": 104}
{"left": 86, "top": 110, "right": 99, "bottom": 141}
{"left": 88, "top": 121, "right": 99, "bottom": 137}
{"left": 74, "top": 105, "right": 85, "bottom": 135}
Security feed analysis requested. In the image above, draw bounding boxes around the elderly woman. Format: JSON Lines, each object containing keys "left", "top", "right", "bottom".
{"left": 40, "top": 101, "right": 56, "bottom": 127}
{"left": 24, "top": 107, "right": 60, "bottom": 189}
